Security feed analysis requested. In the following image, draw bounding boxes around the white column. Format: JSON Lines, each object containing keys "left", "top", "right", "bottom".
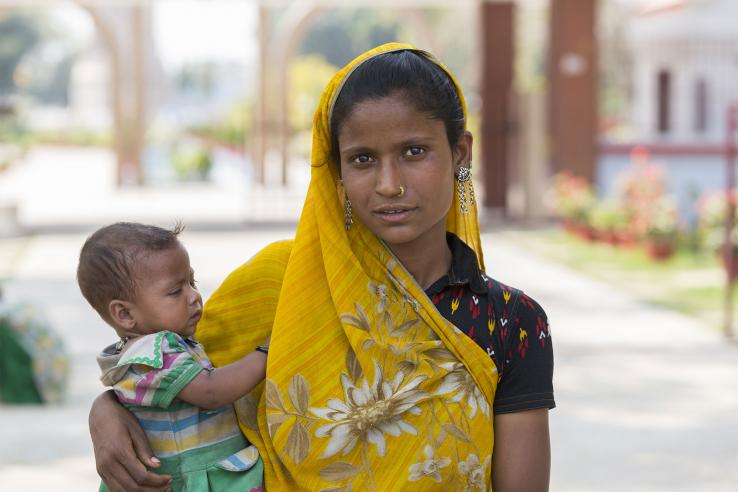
{"left": 633, "top": 56, "right": 654, "bottom": 141}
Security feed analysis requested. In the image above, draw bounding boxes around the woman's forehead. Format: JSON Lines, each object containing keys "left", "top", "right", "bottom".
{"left": 338, "top": 96, "right": 444, "bottom": 146}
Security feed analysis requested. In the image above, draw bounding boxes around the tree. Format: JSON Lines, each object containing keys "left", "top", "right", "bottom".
{"left": 0, "top": 14, "right": 42, "bottom": 95}
{"left": 299, "top": 9, "right": 401, "bottom": 67}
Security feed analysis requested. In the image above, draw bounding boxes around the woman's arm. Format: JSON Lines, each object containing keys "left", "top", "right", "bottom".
{"left": 89, "top": 391, "right": 172, "bottom": 492}
{"left": 177, "top": 350, "right": 267, "bottom": 410}
{"left": 492, "top": 408, "right": 551, "bottom": 492}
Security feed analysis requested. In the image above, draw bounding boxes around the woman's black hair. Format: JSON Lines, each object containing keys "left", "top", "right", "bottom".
{"left": 329, "top": 50, "right": 465, "bottom": 166}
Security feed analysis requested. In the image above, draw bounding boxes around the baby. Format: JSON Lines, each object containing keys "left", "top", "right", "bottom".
{"left": 77, "top": 222, "right": 265, "bottom": 492}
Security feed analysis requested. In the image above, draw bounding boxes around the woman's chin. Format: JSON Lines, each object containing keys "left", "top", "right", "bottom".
{"left": 376, "top": 228, "right": 422, "bottom": 251}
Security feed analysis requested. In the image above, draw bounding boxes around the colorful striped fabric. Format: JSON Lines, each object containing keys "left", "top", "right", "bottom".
{"left": 97, "top": 332, "right": 249, "bottom": 459}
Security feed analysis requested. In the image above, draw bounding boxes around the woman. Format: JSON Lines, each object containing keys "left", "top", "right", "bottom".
{"left": 89, "top": 43, "right": 554, "bottom": 491}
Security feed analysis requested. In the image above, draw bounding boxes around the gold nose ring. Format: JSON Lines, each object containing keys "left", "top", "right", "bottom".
{"left": 397, "top": 185, "right": 405, "bottom": 197}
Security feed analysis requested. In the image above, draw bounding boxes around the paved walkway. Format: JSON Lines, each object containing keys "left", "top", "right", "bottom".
{"left": 0, "top": 145, "right": 308, "bottom": 232}
{"left": 1, "top": 146, "right": 737, "bottom": 490}
{"left": 1, "top": 228, "right": 737, "bottom": 491}
{"left": 489, "top": 235, "right": 738, "bottom": 492}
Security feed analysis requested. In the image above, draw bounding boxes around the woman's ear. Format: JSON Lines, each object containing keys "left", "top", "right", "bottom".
{"left": 453, "top": 131, "right": 474, "bottom": 174}
{"left": 109, "top": 299, "right": 136, "bottom": 331}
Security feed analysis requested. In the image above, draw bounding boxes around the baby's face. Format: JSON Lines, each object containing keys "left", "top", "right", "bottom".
{"left": 128, "top": 243, "right": 202, "bottom": 338}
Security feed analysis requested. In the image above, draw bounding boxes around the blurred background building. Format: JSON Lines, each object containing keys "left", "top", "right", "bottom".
{"left": 1, "top": 1, "right": 738, "bottom": 490}
{"left": 1, "top": 0, "right": 734, "bottom": 226}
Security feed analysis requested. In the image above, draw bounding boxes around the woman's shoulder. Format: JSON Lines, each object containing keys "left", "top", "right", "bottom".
{"left": 246, "top": 239, "right": 294, "bottom": 269}
{"left": 213, "top": 239, "right": 294, "bottom": 291}
{"left": 198, "top": 241, "right": 292, "bottom": 364}
{"left": 479, "top": 273, "right": 548, "bottom": 319}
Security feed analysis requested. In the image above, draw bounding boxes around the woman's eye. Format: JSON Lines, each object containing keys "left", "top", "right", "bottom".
{"left": 405, "top": 146, "right": 425, "bottom": 157}
{"left": 350, "top": 154, "right": 373, "bottom": 165}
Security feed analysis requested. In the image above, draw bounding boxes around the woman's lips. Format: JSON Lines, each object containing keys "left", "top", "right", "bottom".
{"left": 372, "top": 207, "right": 416, "bottom": 223}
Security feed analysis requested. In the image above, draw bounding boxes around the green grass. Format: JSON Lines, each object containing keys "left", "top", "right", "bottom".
{"left": 501, "top": 228, "right": 735, "bottom": 333}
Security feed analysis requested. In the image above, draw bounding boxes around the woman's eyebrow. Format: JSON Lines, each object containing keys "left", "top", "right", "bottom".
{"left": 398, "top": 136, "right": 435, "bottom": 146}
{"left": 340, "top": 145, "right": 374, "bottom": 156}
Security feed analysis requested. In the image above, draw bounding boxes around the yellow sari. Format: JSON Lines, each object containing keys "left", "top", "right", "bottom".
{"left": 197, "top": 43, "right": 497, "bottom": 491}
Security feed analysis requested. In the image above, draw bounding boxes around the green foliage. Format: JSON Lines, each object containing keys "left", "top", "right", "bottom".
{"left": 28, "top": 53, "right": 76, "bottom": 105}
{"left": 0, "top": 14, "right": 42, "bottom": 94}
{"left": 0, "top": 113, "right": 26, "bottom": 141}
{"left": 190, "top": 98, "right": 252, "bottom": 149}
{"left": 546, "top": 170, "right": 597, "bottom": 225}
{"left": 697, "top": 190, "right": 738, "bottom": 253}
{"left": 288, "top": 55, "right": 339, "bottom": 134}
{"left": 644, "top": 197, "right": 679, "bottom": 240}
{"left": 299, "top": 10, "right": 401, "bottom": 67}
{"left": 173, "top": 142, "right": 213, "bottom": 181}
{"left": 23, "top": 129, "right": 111, "bottom": 147}
{"left": 177, "top": 63, "right": 215, "bottom": 96}
{"left": 505, "top": 228, "right": 726, "bottom": 330}
{"left": 588, "top": 201, "right": 630, "bottom": 233}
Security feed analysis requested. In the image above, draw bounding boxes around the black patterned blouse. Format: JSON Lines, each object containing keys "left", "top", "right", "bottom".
{"left": 426, "top": 234, "right": 555, "bottom": 414}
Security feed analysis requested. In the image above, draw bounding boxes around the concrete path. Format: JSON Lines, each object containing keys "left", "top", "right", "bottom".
{"left": 488, "top": 234, "right": 738, "bottom": 492}
{"left": 1, "top": 228, "right": 737, "bottom": 491}
{"left": 0, "top": 145, "right": 309, "bottom": 232}
{"left": 1, "top": 145, "right": 736, "bottom": 490}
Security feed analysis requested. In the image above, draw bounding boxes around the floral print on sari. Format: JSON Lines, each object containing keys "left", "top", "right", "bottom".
{"left": 264, "top": 270, "right": 495, "bottom": 491}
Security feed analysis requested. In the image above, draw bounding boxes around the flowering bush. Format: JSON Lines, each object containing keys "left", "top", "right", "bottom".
{"left": 697, "top": 189, "right": 738, "bottom": 254}
{"left": 172, "top": 141, "right": 213, "bottom": 181}
{"left": 588, "top": 201, "right": 630, "bottom": 234}
{"left": 614, "top": 148, "right": 669, "bottom": 239}
{"left": 547, "top": 171, "right": 596, "bottom": 226}
{"left": 644, "top": 197, "right": 679, "bottom": 241}
{"left": 548, "top": 146, "right": 685, "bottom": 260}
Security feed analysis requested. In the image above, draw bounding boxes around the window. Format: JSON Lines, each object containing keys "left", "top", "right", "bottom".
{"left": 657, "top": 70, "right": 671, "bottom": 134}
{"left": 694, "top": 78, "right": 708, "bottom": 133}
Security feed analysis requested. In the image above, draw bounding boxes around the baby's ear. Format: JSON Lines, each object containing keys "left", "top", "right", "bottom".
{"left": 109, "top": 299, "right": 136, "bottom": 330}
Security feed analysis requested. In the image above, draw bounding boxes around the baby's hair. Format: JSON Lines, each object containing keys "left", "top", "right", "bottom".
{"left": 329, "top": 49, "right": 465, "bottom": 167}
{"left": 77, "top": 221, "right": 184, "bottom": 323}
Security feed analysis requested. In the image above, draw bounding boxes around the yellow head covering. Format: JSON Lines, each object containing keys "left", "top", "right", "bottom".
{"left": 198, "top": 43, "right": 496, "bottom": 491}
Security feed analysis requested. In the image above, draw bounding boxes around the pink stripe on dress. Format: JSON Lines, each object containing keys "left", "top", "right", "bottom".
{"left": 130, "top": 352, "right": 182, "bottom": 405}
{"left": 162, "top": 352, "right": 180, "bottom": 369}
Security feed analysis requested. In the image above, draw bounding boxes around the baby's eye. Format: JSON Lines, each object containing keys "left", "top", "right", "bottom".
{"left": 404, "top": 146, "right": 425, "bottom": 157}
{"left": 168, "top": 288, "right": 182, "bottom": 296}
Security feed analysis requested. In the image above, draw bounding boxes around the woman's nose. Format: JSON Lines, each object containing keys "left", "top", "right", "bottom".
{"left": 375, "top": 160, "right": 402, "bottom": 197}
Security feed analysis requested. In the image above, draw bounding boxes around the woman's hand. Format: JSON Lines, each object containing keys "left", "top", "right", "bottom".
{"left": 492, "top": 408, "right": 550, "bottom": 492}
{"left": 89, "top": 391, "right": 172, "bottom": 491}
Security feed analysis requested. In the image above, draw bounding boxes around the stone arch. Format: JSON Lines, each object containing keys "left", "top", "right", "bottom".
{"left": 0, "top": 2, "right": 143, "bottom": 186}
{"left": 76, "top": 5, "right": 127, "bottom": 185}
{"left": 65, "top": 2, "right": 155, "bottom": 186}
{"left": 256, "top": 1, "right": 441, "bottom": 184}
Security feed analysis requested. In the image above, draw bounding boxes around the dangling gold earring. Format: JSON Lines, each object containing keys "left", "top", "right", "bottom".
{"left": 467, "top": 161, "right": 475, "bottom": 207}
{"left": 455, "top": 163, "right": 474, "bottom": 214}
{"left": 344, "top": 194, "right": 353, "bottom": 230}
{"left": 338, "top": 179, "right": 353, "bottom": 231}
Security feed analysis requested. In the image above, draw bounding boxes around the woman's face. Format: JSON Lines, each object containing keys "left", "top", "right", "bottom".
{"left": 338, "top": 93, "right": 472, "bottom": 253}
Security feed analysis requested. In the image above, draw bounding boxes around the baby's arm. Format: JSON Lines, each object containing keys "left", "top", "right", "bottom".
{"left": 177, "top": 350, "right": 267, "bottom": 410}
